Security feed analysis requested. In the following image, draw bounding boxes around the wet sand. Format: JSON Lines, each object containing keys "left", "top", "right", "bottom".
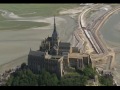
{"left": 100, "top": 10, "right": 120, "bottom": 85}
{"left": 0, "top": 15, "right": 77, "bottom": 74}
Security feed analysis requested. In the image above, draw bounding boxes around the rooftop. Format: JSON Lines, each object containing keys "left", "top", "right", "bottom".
{"left": 29, "top": 51, "right": 44, "bottom": 57}
{"left": 72, "top": 47, "right": 79, "bottom": 53}
{"left": 51, "top": 55, "right": 62, "bottom": 59}
{"left": 45, "top": 55, "right": 63, "bottom": 62}
{"left": 69, "top": 53, "right": 89, "bottom": 59}
{"left": 46, "top": 37, "right": 52, "bottom": 41}
{"left": 59, "top": 42, "right": 70, "bottom": 47}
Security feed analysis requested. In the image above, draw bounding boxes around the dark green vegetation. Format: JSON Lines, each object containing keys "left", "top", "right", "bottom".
{"left": 6, "top": 68, "right": 59, "bottom": 86}
{"left": 82, "top": 65, "right": 96, "bottom": 79}
{"left": 98, "top": 75, "right": 114, "bottom": 86}
{"left": 5, "top": 63, "right": 114, "bottom": 86}
{"left": 6, "top": 63, "right": 98, "bottom": 86}
{"left": 60, "top": 74, "right": 88, "bottom": 86}
{"left": 37, "top": 71, "right": 59, "bottom": 86}
{"left": 6, "top": 63, "right": 38, "bottom": 86}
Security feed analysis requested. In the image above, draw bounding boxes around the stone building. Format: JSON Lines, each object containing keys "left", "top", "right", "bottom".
{"left": 28, "top": 16, "right": 92, "bottom": 78}
{"left": 28, "top": 51, "right": 64, "bottom": 78}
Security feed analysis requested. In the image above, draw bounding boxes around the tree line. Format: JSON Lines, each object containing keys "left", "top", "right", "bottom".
{"left": 5, "top": 63, "right": 114, "bottom": 86}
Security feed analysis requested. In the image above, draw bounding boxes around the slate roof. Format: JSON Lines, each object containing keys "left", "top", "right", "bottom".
{"left": 59, "top": 49, "right": 69, "bottom": 52}
{"left": 46, "top": 37, "right": 52, "bottom": 41}
{"left": 59, "top": 42, "right": 70, "bottom": 48}
{"left": 29, "top": 51, "right": 45, "bottom": 57}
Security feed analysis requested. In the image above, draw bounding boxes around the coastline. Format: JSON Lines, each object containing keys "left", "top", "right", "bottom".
{"left": 79, "top": 5, "right": 120, "bottom": 85}
{"left": 0, "top": 5, "right": 120, "bottom": 85}
{"left": 0, "top": 15, "right": 77, "bottom": 75}
{"left": 95, "top": 7, "right": 120, "bottom": 86}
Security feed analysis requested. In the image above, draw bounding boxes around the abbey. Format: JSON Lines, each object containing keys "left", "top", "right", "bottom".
{"left": 28, "top": 16, "right": 92, "bottom": 78}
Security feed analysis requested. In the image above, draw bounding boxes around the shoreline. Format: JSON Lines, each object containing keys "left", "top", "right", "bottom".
{"left": 0, "top": 5, "right": 120, "bottom": 85}
{"left": 0, "top": 55, "right": 27, "bottom": 74}
{"left": 79, "top": 5, "right": 120, "bottom": 85}
{"left": 0, "top": 15, "right": 77, "bottom": 75}
{"left": 94, "top": 7, "right": 120, "bottom": 86}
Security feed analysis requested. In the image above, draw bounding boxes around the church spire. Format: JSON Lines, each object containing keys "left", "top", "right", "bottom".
{"left": 52, "top": 16, "right": 58, "bottom": 40}
{"left": 54, "top": 15, "right": 56, "bottom": 32}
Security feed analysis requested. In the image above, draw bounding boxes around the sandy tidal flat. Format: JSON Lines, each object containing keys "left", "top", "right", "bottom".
{"left": 0, "top": 15, "right": 77, "bottom": 73}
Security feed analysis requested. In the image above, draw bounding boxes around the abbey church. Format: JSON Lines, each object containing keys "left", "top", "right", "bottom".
{"left": 28, "top": 16, "right": 92, "bottom": 78}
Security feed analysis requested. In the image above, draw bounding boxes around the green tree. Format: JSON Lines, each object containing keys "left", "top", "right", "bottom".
{"left": 99, "top": 75, "right": 113, "bottom": 86}
{"left": 59, "top": 78, "right": 74, "bottom": 86}
{"left": 21, "top": 63, "right": 27, "bottom": 70}
{"left": 48, "top": 74, "right": 59, "bottom": 86}
{"left": 38, "top": 74, "right": 43, "bottom": 86}
{"left": 6, "top": 75, "right": 14, "bottom": 86}
{"left": 11, "top": 76, "right": 20, "bottom": 86}
{"left": 38, "top": 71, "right": 59, "bottom": 86}
{"left": 83, "top": 65, "right": 96, "bottom": 79}
{"left": 41, "top": 71, "right": 51, "bottom": 86}
{"left": 8, "top": 69, "right": 38, "bottom": 86}
{"left": 79, "top": 76, "right": 88, "bottom": 86}
{"left": 59, "top": 75, "right": 88, "bottom": 86}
